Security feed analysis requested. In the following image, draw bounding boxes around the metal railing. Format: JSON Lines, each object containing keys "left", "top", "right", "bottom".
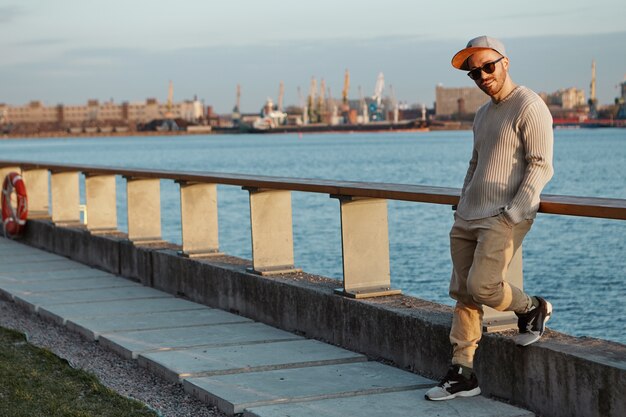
{"left": 2, "top": 160, "right": 625, "bottom": 329}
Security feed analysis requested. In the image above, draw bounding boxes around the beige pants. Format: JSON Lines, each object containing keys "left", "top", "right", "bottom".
{"left": 448, "top": 213, "right": 534, "bottom": 368}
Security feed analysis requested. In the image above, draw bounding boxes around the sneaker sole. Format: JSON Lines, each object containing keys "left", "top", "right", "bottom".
{"left": 425, "top": 387, "right": 482, "bottom": 401}
{"left": 515, "top": 301, "right": 552, "bottom": 347}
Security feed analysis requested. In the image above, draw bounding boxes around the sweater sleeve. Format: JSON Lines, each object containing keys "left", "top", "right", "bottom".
{"left": 460, "top": 109, "right": 483, "bottom": 201}
{"left": 504, "top": 99, "right": 554, "bottom": 224}
{"left": 460, "top": 148, "right": 478, "bottom": 199}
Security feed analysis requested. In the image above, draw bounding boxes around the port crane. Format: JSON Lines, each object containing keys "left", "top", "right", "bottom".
{"left": 369, "top": 72, "right": 385, "bottom": 121}
{"left": 358, "top": 86, "right": 369, "bottom": 124}
{"left": 318, "top": 78, "right": 326, "bottom": 123}
{"left": 373, "top": 73, "right": 384, "bottom": 106}
{"left": 588, "top": 60, "right": 598, "bottom": 119}
{"left": 617, "top": 76, "right": 626, "bottom": 120}
{"left": 163, "top": 80, "right": 174, "bottom": 119}
{"left": 234, "top": 84, "right": 241, "bottom": 112}
{"left": 389, "top": 84, "right": 399, "bottom": 124}
{"left": 341, "top": 69, "right": 351, "bottom": 123}
{"left": 277, "top": 81, "right": 284, "bottom": 112}
{"left": 231, "top": 84, "right": 242, "bottom": 126}
{"left": 298, "top": 86, "right": 308, "bottom": 125}
{"left": 327, "top": 86, "right": 338, "bottom": 125}
{"left": 307, "top": 77, "right": 318, "bottom": 123}
{"left": 342, "top": 69, "right": 350, "bottom": 106}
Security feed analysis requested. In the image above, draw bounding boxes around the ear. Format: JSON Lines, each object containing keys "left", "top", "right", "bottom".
{"left": 502, "top": 56, "right": 510, "bottom": 72}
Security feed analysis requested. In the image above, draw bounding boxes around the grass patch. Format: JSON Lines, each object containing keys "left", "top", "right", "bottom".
{"left": 0, "top": 326, "right": 158, "bottom": 417}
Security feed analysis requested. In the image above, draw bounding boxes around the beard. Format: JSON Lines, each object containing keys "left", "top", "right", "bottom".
{"left": 477, "top": 77, "right": 501, "bottom": 97}
{"left": 476, "top": 72, "right": 507, "bottom": 99}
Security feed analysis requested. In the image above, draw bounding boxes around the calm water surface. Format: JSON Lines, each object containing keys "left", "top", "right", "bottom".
{"left": 1, "top": 129, "right": 624, "bottom": 344}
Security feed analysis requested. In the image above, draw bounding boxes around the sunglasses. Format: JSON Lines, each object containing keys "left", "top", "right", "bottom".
{"left": 467, "top": 57, "right": 504, "bottom": 80}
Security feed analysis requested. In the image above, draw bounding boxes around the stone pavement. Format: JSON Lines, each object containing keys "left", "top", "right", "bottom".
{"left": 0, "top": 237, "right": 534, "bottom": 416}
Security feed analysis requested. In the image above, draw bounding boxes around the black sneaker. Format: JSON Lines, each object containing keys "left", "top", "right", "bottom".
{"left": 515, "top": 296, "right": 552, "bottom": 346}
{"left": 424, "top": 365, "right": 481, "bottom": 401}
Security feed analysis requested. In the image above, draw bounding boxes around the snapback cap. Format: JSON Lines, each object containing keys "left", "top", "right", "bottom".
{"left": 452, "top": 36, "right": 507, "bottom": 70}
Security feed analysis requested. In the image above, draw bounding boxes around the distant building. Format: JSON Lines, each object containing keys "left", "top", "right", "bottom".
{"left": 539, "top": 87, "right": 588, "bottom": 122}
{"left": 0, "top": 101, "right": 58, "bottom": 124}
{"left": 541, "top": 87, "right": 586, "bottom": 110}
{"left": 617, "top": 79, "right": 626, "bottom": 119}
{"left": 435, "top": 86, "right": 488, "bottom": 117}
{"left": 0, "top": 97, "right": 204, "bottom": 127}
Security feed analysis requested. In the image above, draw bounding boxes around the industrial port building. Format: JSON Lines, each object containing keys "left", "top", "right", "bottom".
{"left": 0, "top": 97, "right": 204, "bottom": 132}
{"left": 2, "top": 76, "right": 624, "bottom": 135}
{"left": 434, "top": 86, "right": 489, "bottom": 117}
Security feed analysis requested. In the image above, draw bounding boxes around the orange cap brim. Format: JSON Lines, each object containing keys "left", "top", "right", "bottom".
{"left": 452, "top": 47, "right": 503, "bottom": 70}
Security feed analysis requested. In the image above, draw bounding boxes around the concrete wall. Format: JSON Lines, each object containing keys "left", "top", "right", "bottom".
{"left": 19, "top": 220, "right": 626, "bottom": 417}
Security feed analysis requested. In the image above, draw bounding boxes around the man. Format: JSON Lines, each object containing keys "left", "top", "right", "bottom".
{"left": 425, "top": 36, "right": 554, "bottom": 401}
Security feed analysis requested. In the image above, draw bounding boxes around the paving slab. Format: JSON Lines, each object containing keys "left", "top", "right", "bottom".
{"left": 0, "top": 238, "right": 20, "bottom": 245}
{"left": 0, "top": 252, "right": 63, "bottom": 262}
{"left": 14, "top": 285, "right": 172, "bottom": 312}
{"left": 0, "top": 241, "right": 27, "bottom": 248}
{"left": 1, "top": 257, "right": 71, "bottom": 267}
{"left": 67, "top": 308, "right": 252, "bottom": 341}
{"left": 0, "top": 239, "right": 536, "bottom": 417}
{"left": 139, "top": 339, "right": 367, "bottom": 382}
{"left": 184, "top": 361, "right": 435, "bottom": 416}
{"left": 0, "top": 268, "right": 112, "bottom": 281}
{"left": 0, "top": 275, "right": 138, "bottom": 301}
{"left": 0, "top": 248, "right": 41, "bottom": 256}
{"left": 0, "top": 259, "right": 92, "bottom": 273}
{"left": 100, "top": 322, "right": 303, "bottom": 360}
{"left": 243, "top": 389, "right": 534, "bottom": 417}
{"left": 0, "top": 237, "right": 28, "bottom": 245}
{"left": 0, "top": 273, "right": 107, "bottom": 284}
{"left": 0, "top": 242, "right": 43, "bottom": 254}
{"left": 38, "top": 297, "right": 202, "bottom": 325}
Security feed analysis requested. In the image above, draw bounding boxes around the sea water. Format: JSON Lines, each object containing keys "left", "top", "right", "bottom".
{"left": 1, "top": 129, "right": 624, "bottom": 344}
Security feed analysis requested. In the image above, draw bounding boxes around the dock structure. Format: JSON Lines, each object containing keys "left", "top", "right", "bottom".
{"left": 0, "top": 160, "right": 625, "bottom": 417}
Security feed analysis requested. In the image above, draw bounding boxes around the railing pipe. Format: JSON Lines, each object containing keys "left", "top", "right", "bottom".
{"left": 1, "top": 161, "right": 624, "bottom": 220}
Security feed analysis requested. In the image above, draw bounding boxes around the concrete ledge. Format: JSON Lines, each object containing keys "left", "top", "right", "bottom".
{"left": 20, "top": 220, "right": 123, "bottom": 275}
{"left": 20, "top": 220, "right": 626, "bottom": 417}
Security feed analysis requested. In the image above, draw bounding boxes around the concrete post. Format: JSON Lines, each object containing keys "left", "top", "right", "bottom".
{"left": 85, "top": 174, "right": 117, "bottom": 234}
{"left": 246, "top": 187, "right": 301, "bottom": 275}
{"left": 21, "top": 169, "right": 50, "bottom": 219}
{"left": 178, "top": 181, "right": 221, "bottom": 257}
{"left": 50, "top": 171, "right": 81, "bottom": 226}
{"left": 125, "top": 177, "right": 162, "bottom": 244}
{"left": 333, "top": 196, "right": 401, "bottom": 298}
{"left": 482, "top": 248, "right": 523, "bottom": 332}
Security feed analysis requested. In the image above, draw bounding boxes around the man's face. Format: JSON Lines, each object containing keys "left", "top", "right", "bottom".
{"left": 467, "top": 49, "right": 509, "bottom": 98}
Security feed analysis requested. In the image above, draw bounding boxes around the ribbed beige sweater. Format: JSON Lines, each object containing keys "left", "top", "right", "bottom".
{"left": 456, "top": 86, "right": 554, "bottom": 225}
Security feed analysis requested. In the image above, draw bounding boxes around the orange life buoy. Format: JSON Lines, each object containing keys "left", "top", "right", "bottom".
{"left": 1, "top": 172, "right": 28, "bottom": 238}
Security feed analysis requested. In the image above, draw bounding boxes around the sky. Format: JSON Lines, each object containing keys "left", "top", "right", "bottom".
{"left": 1, "top": 0, "right": 625, "bottom": 113}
